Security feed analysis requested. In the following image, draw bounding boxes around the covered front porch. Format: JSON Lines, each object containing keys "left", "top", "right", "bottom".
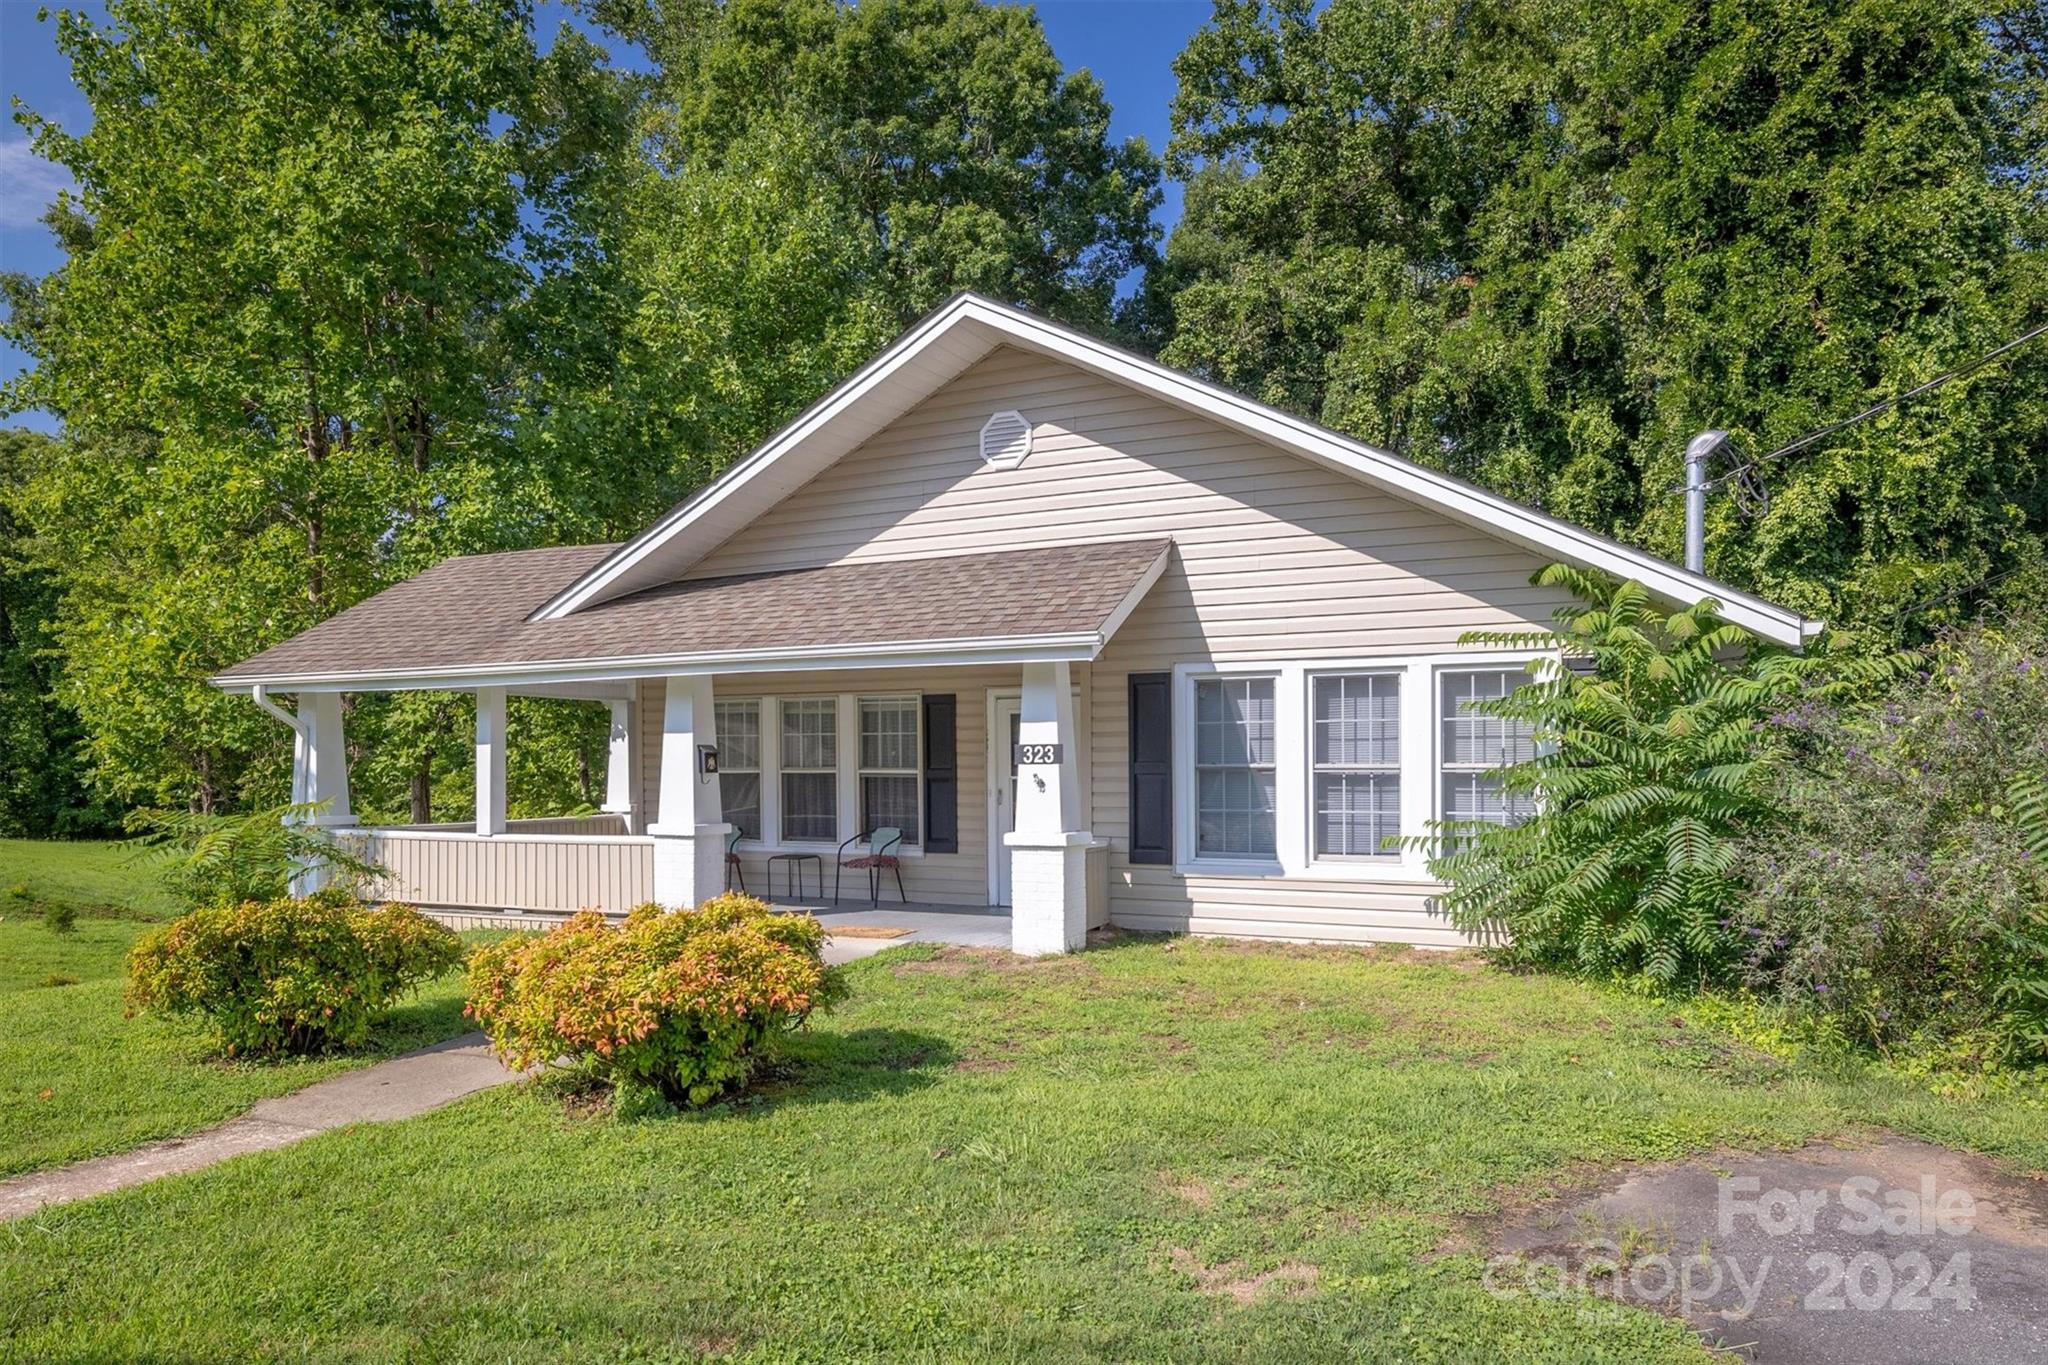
{"left": 218, "top": 539, "right": 1168, "bottom": 956}
{"left": 276, "top": 661, "right": 1103, "bottom": 955}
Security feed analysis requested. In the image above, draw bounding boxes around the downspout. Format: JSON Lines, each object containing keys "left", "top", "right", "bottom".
{"left": 250, "top": 684, "right": 310, "bottom": 810}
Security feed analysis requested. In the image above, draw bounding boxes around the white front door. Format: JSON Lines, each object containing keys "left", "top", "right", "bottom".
{"left": 990, "top": 695, "right": 1021, "bottom": 905}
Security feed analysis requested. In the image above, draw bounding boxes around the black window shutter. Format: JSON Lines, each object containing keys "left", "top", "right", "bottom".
{"left": 1128, "top": 672, "right": 1172, "bottom": 864}
{"left": 922, "top": 694, "right": 958, "bottom": 854}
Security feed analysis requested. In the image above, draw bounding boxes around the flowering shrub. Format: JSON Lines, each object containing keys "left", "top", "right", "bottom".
{"left": 1737, "top": 620, "right": 2048, "bottom": 1068}
{"left": 125, "top": 890, "right": 464, "bottom": 1056}
{"left": 465, "top": 894, "right": 841, "bottom": 1109}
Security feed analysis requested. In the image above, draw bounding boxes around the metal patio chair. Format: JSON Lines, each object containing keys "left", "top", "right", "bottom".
{"left": 835, "top": 827, "right": 906, "bottom": 907}
{"left": 725, "top": 827, "right": 745, "bottom": 893}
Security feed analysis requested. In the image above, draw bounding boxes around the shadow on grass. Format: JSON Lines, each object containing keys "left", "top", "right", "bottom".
{"left": 367, "top": 990, "right": 475, "bottom": 1057}
{"left": 716, "top": 1026, "right": 961, "bottom": 1117}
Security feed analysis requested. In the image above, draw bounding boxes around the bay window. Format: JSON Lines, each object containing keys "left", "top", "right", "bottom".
{"left": 779, "top": 698, "right": 838, "bottom": 842}
{"left": 858, "top": 696, "right": 921, "bottom": 845}
{"left": 1311, "top": 673, "right": 1401, "bottom": 858}
{"left": 715, "top": 699, "right": 761, "bottom": 840}
{"left": 1440, "top": 669, "right": 1536, "bottom": 828}
{"left": 1194, "top": 676, "right": 1276, "bottom": 860}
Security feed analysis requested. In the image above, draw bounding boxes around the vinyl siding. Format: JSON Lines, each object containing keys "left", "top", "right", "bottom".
{"left": 675, "top": 345, "right": 1574, "bottom": 946}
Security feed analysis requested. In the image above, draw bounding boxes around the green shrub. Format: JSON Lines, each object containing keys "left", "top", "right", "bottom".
{"left": 126, "top": 801, "right": 387, "bottom": 911}
{"left": 1737, "top": 620, "right": 2048, "bottom": 1069}
{"left": 125, "top": 890, "right": 464, "bottom": 1056}
{"left": 1419, "top": 566, "right": 1907, "bottom": 985}
{"left": 42, "top": 900, "right": 77, "bottom": 934}
{"left": 466, "top": 894, "right": 841, "bottom": 1109}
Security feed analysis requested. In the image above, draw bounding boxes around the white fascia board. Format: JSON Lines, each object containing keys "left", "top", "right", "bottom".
{"left": 538, "top": 292, "right": 1818, "bottom": 647}
{"left": 970, "top": 305, "right": 1819, "bottom": 647}
{"left": 1097, "top": 542, "right": 1172, "bottom": 644}
{"left": 530, "top": 295, "right": 996, "bottom": 622}
{"left": 210, "top": 630, "right": 1109, "bottom": 695}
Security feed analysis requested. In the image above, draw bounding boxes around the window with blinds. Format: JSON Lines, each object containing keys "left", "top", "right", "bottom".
{"left": 1194, "top": 676, "right": 1276, "bottom": 859}
{"left": 858, "top": 697, "right": 920, "bottom": 845}
{"left": 1311, "top": 673, "right": 1400, "bottom": 858}
{"left": 1440, "top": 670, "right": 1536, "bottom": 828}
{"left": 715, "top": 699, "right": 761, "bottom": 840}
{"left": 779, "top": 699, "right": 838, "bottom": 842}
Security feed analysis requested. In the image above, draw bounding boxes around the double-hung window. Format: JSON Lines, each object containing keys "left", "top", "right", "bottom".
{"left": 1311, "top": 673, "right": 1401, "bottom": 858}
{"left": 1194, "top": 676, "right": 1276, "bottom": 860}
{"left": 716, "top": 699, "right": 761, "bottom": 840}
{"left": 858, "top": 697, "right": 920, "bottom": 845}
{"left": 1440, "top": 670, "right": 1536, "bottom": 827}
{"left": 780, "top": 699, "right": 838, "bottom": 842}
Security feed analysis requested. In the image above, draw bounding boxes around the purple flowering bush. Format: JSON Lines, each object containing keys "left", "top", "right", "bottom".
{"left": 1736, "top": 621, "right": 2048, "bottom": 1069}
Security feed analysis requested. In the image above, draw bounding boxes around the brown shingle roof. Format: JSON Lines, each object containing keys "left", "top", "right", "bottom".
{"left": 215, "top": 539, "right": 1172, "bottom": 685}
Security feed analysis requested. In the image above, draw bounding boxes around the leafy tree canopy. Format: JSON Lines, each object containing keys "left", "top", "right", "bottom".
{"left": 1148, "top": 0, "right": 2048, "bottom": 641}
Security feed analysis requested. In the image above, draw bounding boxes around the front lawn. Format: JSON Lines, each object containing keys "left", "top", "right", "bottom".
{"left": 5, "top": 935, "right": 2043, "bottom": 1362}
{"left": 0, "top": 838, "right": 474, "bottom": 1177}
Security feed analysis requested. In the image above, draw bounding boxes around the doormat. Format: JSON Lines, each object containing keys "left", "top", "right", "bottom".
{"left": 828, "top": 925, "right": 916, "bottom": 939}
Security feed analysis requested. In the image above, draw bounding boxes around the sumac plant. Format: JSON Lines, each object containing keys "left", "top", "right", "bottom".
{"left": 125, "top": 890, "right": 463, "bottom": 1056}
{"left": 1418, "top": 565, "right": 1906, "bottom": 986}
{"left": 466, "top": 895, "right": 841, "bottom": 1110}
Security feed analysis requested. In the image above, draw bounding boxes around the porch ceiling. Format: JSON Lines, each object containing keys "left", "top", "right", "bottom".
{"left": 213, "top": 539, "right": 1171, "bottom": 693}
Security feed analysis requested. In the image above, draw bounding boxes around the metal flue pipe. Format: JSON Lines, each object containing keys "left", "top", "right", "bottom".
{"left": 1683, "top": 430, "right": 1729, "bottom": 574}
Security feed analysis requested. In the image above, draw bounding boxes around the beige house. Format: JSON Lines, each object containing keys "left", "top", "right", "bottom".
{"left": 214, "top": 294, "right": 1816, "bottom": 954}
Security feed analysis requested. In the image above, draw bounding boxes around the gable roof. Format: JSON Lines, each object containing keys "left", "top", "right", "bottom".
{"left": 531, "top": 293, "right": 1818, "bottom": 646}
{"left": 214, "top": 540, "right": 1173, "bottom": 691}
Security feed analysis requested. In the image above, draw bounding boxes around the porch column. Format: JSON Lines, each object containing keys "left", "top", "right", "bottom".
{"left": 475, "top": 686, "right": 508, "bottom": 837}
{"left": 1004, "top": 660, "right": 1092, "bottom": 955}
{"left": 291, "top": 691, "right": 354, "bottom": 895}
{"left": 648, "top": 675, "right": 730, "bottom": 907}
{"left": 602, "top": 698, "right": 637, "bottom": 827}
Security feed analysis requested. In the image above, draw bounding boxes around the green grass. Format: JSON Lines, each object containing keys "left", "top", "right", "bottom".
{"left": 4, "top": 935, "right": 2044, "bottom": 1362}
{"left": 0, "top": 835, "right": 176, "bottom": 916}
{"left": 0, "top": 839, "right": 474, "bottom": 1178}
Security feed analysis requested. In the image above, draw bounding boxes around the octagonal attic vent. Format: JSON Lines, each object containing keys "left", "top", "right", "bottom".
{"left": 980, "top": 410, "right": 1032, "bottom": 467}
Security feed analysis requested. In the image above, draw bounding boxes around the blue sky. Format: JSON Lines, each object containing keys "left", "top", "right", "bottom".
{"left": 0, "top": 0, "right": 1210, "bottom": 431}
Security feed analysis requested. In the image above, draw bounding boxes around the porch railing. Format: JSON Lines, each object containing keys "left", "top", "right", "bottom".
{"left": 347, "top": 816, "right": 654, "bottom": 915}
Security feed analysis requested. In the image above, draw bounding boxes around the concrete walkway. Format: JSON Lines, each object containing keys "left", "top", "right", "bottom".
{"left": 1, "top": 925, "right": 959, "bottom": 1220}
{"left": 0, "top": 1033, "right": 521, "bottom": 1222}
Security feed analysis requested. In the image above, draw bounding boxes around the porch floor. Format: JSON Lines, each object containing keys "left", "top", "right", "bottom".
{"left": 766, "top": 898, "right": 1013, "bottom": 959}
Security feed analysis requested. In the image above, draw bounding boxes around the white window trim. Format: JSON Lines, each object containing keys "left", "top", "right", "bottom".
{"left": 1177, "top": 667, "right": 1285, "bottom": 876}
{"left": 715, "top": 698, "right": 763, "bottom": 843}
{"left": 717, "top": 692, "right": 928, "bottom": 858}
{"left": 856, "top": 694, "right": 923, "bottom": 851}
{"left": 1306, "top": 670, "right": 1405, "bottom": 864}
{"left": 1171, "top": 651, "right": 1551, "bottom": 882}
{"left": 1437, "top": 664, "right": 1544, "bottom": 833}
{"left": 777, "top": 696, "right": 842, "bottom": 849}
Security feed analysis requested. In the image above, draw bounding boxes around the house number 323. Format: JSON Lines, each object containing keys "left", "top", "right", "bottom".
{"left": 1013, "top": 743, "right": 1063, "bottom": 766}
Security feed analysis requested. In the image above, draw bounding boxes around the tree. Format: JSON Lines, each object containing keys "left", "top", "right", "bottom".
{"left": 528, "top": 0, "right": 1165, "bottom": 529}
{"left": 2, "top": 0, "right": 591, "bottom": 813}
{"left": 1421, "top": 566, "right": 1906, "bottom": 985}
{"left": 0, "top": 430, "right": 108, "bottom": 836}
{"left": 1151, "top": 0, "right": 2048, "bottom": 641}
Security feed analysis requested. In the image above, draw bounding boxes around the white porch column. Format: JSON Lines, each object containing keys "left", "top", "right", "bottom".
{"left": 602, "top": 698, "right": 637, "bottom": 826}
{"left": 475, "top": 686, "right": 508, "bottom": 837}
{"left": 1004, "top": 660, "right": 1091, "bottom": 955}
{"left": 291, "top": 691, "right": 354, "bottom": 896}
{"left": 648, "top": 675, "right": 730, "bottom": 907}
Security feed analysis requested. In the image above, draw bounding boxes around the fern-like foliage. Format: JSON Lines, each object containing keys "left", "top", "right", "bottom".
{"left": 2010, "top": 770, "right": 2048, "bottom": 863}
{"left": 126, "top": 801, "right": 388, "bottom": 911}
{"left": 1410, "top": 565, "right": 1912, "bottom": 986}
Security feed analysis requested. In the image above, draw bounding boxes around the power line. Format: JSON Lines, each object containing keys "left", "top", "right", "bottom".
{"left": 1689, "top": 319, "right": 2048, "bottom": 493}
